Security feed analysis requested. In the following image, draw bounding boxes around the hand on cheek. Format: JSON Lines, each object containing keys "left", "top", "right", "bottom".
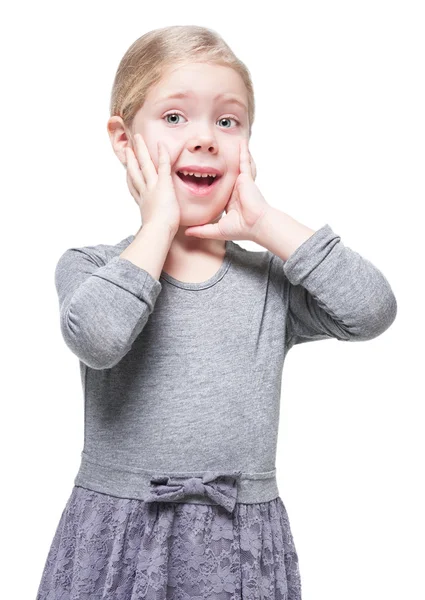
{"left": 235, "top": 139, "right": 256, "bottom": 180}
{"left": 184, "top": 138, "right": 269, "bottom": 242}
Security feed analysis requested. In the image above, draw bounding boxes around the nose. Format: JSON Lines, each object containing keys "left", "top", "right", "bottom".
{"left": 187, "top": 130, "right": 218, "bottom": 154}
{"left": 193, "top": 144, "right": 217, "bottom": 153}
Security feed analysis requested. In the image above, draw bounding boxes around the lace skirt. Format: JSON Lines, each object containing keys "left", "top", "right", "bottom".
{"left": 36, "top": 484, "right": 302, "bottom": 599}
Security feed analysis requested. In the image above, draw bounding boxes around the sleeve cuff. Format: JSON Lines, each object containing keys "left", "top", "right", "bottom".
{"left": 92, "top": 255, "right": 162, "bottom": 307}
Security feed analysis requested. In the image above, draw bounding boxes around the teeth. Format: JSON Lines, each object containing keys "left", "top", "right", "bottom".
{"left": 178, "top": 170, "right": 217, "bottom": 178}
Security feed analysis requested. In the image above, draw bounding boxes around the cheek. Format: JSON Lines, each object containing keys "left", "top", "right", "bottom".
{"left": 226, "top": 142, "right": 242, "bottom": 175}
{"left": 138, "top": 129, "right": 159, "bottom": 167}
{"left": 137, "top": 123, "right": 166, "bottom": 169}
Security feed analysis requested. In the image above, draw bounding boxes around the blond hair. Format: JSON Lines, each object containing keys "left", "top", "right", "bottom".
{"left": 109, "top": 25, "right": 255, "bottom": 137}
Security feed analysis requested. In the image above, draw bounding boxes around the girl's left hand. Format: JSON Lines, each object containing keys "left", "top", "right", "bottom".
{"left": 184, "top": 139, "right": 271, "bottom": 242}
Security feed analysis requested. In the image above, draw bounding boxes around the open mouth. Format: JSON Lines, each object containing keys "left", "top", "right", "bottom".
{"left": 175, "top": 171, "right": 222, "bottom": 196}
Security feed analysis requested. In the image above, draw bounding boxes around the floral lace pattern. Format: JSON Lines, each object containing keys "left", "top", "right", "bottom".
{"left": 36, "top": 485, "right": 302, "bottom": 599}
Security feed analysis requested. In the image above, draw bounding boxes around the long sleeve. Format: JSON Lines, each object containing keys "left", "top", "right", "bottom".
{"left": 270, "top": 223, "right": 398, "bottom": 348}
{"left": 54, "top": 246, "right": 162, "bottom": 370}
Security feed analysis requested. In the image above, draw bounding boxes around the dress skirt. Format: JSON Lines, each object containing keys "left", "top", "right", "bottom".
{"left": 36, "top": 484, "right": 302, "bottom": 599}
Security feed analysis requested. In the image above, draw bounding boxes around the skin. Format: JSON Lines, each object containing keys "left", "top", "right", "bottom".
{"left": 107, "top": 62, "right": 251, "bottom": 269}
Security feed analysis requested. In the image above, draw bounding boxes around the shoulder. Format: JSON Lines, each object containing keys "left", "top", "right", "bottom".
{"left": 54, "top": 233, "right": 134, "bottom": 275}
{"left": 229, "top": 240, "right": 273, "bottom": 271}
{"left": 235, "top": 242, "right": 288, "bottom": 295}
{"left": 231, "top": 239, "right": 283, "bottom": 267}
{"left": 229, "top": 241, "right": 283, "bottom": 288}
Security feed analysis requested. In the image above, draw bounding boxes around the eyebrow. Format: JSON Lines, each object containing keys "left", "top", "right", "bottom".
{"left": 155, "top": 91, "right": 248, "bottom": 112}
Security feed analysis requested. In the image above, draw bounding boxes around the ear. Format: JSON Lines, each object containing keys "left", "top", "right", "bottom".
{"left": 106, "top": 116, "right": 132, "bottom": 168}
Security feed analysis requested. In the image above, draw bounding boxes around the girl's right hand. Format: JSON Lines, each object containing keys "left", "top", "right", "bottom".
{"left": 125, "top": 133, "right": 181, "bottom": 234}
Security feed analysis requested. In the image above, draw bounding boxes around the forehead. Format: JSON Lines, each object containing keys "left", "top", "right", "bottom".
{"left": 147, "top": 62, "right": 248, "bottom": 110}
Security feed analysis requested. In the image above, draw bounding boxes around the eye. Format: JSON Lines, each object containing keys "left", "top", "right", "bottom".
{"left": 163, "top": 111, "right": 240, "bottom": 128}
{"left": 164, "top": 112, "right": 187, "bottom": 125}
{"left": 217, "top": 117, "right": 239, "bottom": 128}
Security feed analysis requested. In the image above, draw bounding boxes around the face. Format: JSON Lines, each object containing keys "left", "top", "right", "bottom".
{"left": 110, "top": 62, "right": 250, "bottom": 227}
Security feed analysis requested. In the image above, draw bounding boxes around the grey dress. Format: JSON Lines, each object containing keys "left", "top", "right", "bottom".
{"left": 36, "top": 224, "right": 397, "bottom": 599}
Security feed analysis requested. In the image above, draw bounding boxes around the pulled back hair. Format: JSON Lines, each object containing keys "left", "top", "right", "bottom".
{"left": 109, "top": 25, "right": 255, "bottom": 137}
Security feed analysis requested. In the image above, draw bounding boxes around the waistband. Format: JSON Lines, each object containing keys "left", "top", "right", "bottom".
{"left": 74, "top": 451, "right": 279, "bottom": 511}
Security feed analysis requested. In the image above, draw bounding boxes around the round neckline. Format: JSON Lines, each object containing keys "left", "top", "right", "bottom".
{"left": 123, "top": 235, "right": 234, "bottom": 290}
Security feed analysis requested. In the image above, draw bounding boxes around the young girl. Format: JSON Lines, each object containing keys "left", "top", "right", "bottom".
{"left": 36, "top": 25, "right": 397, "bottom": 600}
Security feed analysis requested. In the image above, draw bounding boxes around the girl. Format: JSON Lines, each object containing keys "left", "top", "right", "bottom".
{"left": 36, "top": 25, "right": 397, "bottom": 600}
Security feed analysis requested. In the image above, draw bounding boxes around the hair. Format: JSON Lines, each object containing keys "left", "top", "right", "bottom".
{"left": 109, "top": 25, "right": 255, "bottom": 137}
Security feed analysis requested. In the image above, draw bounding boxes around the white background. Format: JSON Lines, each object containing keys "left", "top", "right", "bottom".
{"left": 1, "top": 1, "right": 423, "bottom": 598}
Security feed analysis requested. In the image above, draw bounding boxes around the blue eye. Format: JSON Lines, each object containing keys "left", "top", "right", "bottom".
{"left": 164, "top": 112, "right": 186, "bottom": 125}
{"left": 217, "top": 117, "right": 238, "bottom": 128}
{"left": 163, "top": 112, "right": 239, "bottom": 128}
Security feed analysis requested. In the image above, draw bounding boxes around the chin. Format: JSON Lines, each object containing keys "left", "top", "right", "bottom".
{"left": 179, "top": 206, "right": 225, "bottom": 227}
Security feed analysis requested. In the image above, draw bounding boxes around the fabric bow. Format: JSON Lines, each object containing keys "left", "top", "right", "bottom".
{"left": 144, "top": 470, "right": 243, "bottom": 513}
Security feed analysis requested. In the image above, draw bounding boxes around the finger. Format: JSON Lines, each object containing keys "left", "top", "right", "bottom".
{"left": 157, "top": 141, "right": 172, "bottom": 179}
{"left": 240, "top": 138, "right": 252, "bottom": 177}
{"left": 185, "top": 222, "right": 224, "bottom": 239}
{"left": 126, "top": 161, "right": 139, "bottom": 196}
{"left": 126, "top": 169, "right": 140, "bottom": 204}
{"left": 250, "top": 152, "right": 257, "bottom": 180}
{"left": 133, "top": 133, "right": 158, "bottom": 187}
{"left": 125, "top": 147, "right": 146, "bottom": 194}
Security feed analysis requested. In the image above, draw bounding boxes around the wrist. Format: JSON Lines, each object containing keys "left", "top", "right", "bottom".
{"left": 250, "top": 206, "right": 277, "bottom": 245}
{"left": 141, "top": 220, "right": 178, "bottom": 242}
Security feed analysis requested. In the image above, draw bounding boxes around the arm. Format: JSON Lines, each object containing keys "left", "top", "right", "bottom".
{"left": 55, "top": 223, "right": 173, "bottom": 370}
{"left": 254, "top": 207, "right": 398, "bottom": 346}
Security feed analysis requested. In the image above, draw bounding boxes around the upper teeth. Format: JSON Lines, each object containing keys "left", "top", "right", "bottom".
{"left": 178, "top": 170, "right": 217, "bottom": 178}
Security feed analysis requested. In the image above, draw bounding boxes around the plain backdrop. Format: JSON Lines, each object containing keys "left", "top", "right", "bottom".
{"left": 2, "top": 1, "right": 423, "bottom": 599}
